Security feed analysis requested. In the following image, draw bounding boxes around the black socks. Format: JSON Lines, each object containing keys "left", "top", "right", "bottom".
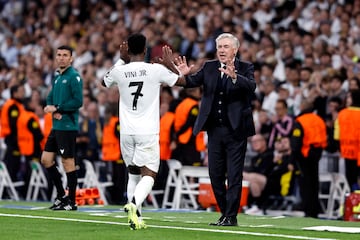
{"left": 66, "top": 171, "right": 77, "bottom": 203}
{"left": 47, "top": 164, "right": 66, "bottom": 197}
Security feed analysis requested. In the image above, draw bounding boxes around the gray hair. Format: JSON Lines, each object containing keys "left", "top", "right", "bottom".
{"left": 215, "top": 33, "right": 240, "bottom": 50}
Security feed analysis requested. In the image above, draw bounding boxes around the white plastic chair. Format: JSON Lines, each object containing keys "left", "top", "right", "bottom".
{"left": 0, "top": 161, "right": 24, "bottom": 201}
{"left": 26, "top": 160, "right": 49, "bottom": 201}
{"left": 318, "top": 172, "right": 350, "bottom": 219}
{"left": 172, "top": 165, "right": 209, "bottom": 210}
{"left": 161, "top": 159, "right": 183, "bottom": 209}
{"left": 81, "top": 159, "right": 113, "bottom": 205}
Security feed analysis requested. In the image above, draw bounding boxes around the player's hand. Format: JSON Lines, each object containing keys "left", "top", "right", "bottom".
{"left": 159, "top": 45, "right": 174, "bottom": 67}
{"left": 119, "top": 41, "right": 130, "bottom": 63}
{"left": 158, "top": 45, "right": 180, "bottom": 75}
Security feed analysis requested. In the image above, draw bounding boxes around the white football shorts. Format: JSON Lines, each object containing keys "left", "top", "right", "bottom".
{"left": 120, "top": 134, "right": 160, "bottom": 173}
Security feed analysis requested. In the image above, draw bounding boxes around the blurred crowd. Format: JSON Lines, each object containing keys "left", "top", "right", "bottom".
{"left": 0, "top": 0, "right": 360, "bottom": 209}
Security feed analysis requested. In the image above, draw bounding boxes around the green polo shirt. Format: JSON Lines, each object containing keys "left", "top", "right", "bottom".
{"left": 46, "top": 66, "right": 83, "bottom": 131}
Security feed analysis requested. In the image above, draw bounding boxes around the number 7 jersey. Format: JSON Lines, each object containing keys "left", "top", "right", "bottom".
{"left": 103, "top": 61, "right": 179, "bottom": 135}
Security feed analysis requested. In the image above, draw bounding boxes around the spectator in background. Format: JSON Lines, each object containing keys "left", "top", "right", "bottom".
{"left": 268, "top": 99, "right": 294, "bottom": 150}
{"left": 243, "top": 134, "right": 274, "bottom": 215}
{"left": 328, "top": 74, "right": 347, "bottom": 110}
{"left": 172, "top": 87, "right": 205, "bottom": 167}
{"left": 290, "top": 99, "right": 327, "bottom": 218}
{"left": 260, "top": 78, "right": 278, "bottom": 117}
{"left": 76, "top": 100, "right": 104, "bottom": 182}
{"left": 101, "top": 103, "right": 127, "bottom": 205}
{"left": 348, "top": 76, "right": 360, "bottom": 91}
{"left": 277, "top": 84, "right": 294, "bottom": 115}
{"left": 299, "top": 67, "right": 314, "bottom": 98}
{"left": 76, "top": 101, "right": 104, "bottom": 168}
{"left": 260, "top": 63, "right": 276, "bottom": 83}
{"left": 327, "top": 96, "right": 343, "bottom": 121}
{"left": 179, "top": 26, "right": 201, "bottom": 62}
{"left": 262, "top": 137, "right": 295, "bottom": 212}
{"left": 334, "top": 90, "right": 360, "bottom": 191}
{"left": 79, "top": 88, "right": 95, "bottom": 122}
{"left": 154, "top": 100, "right": 178, "bottom": 206}
{"left": 256, "top": 108, "right": 273, "bottom": 141}
{"left": 17, "top": 106, "right": 44, "bottom": 196}
{"left": 281, "top": 62, "right": 302, "bottom": 116}
{"left": 0, "top": 84, "right": 25, "bottom": 183}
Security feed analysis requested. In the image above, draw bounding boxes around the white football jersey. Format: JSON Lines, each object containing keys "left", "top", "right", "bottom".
{"left": 103, "top": 61, "right": 178, "bottom": 135}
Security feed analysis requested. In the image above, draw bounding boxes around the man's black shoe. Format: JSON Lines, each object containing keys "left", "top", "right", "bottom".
{"left": 209, "top": 215, "right": 225, "bottom": 226}
{"left": 218, "top": 216, "right": 238, "bottom": 226}
{"left": 53, "top": 199, "right": 78, "bottom": 211}
{"left": 49, "top": 196, "right": 68, "bottom": 210}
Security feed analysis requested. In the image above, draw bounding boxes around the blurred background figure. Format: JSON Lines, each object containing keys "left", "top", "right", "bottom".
{"left": 101, "top": 103, "right": 127, "bottom": 204}
{"left": 243, "top": 134, "right": 273, "bottom": 215}
{"left": 290, "top": 100, "right": 327, "bottom": 218}
{"left": 172, "top": 87, "right": 206, "bottom": 167}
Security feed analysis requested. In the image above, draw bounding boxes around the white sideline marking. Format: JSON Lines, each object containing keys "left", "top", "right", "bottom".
{"left": 304, "top": 226, "right": 360, "bottom": 233}
{"left": 0, "top": 213, "right": 336, "bottom": 240}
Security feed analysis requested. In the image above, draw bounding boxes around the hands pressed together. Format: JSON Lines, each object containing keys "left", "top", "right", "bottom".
{"left": 44, "top": 105, "right": 62, "bottom": 120}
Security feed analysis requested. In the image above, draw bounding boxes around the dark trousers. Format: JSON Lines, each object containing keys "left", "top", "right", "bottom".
{"left": 153, "top": 159, "right": 169, "bottom": 206}
{"left": 207, "top": 125, "right": 247, "bottom": 217}
{"left": 4, "top": 146, "right": 22, "bottom": 182}
{"left": 110, "top": 161, "right": 127, "bottom": 204}
{"left": 298, "top": 147, "right": 322, "bottom": 218}
{"left": 344, "top": 159, "right": 359, "bottom": 191}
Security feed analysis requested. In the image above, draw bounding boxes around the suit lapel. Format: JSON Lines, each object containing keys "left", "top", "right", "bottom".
{"left": 208, "top": 61, "right": 222, "bottom": 90}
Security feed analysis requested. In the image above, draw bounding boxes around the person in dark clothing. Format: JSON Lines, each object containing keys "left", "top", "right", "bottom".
{"left": 174, "top": 33, "right": 256, "bottom": 226}
{"left": 41, "top": 45, "right": 83, "bottom": 211}
{"left": 171, "top": 87, "right": 204, "bottom": 166}
{"left": 290, "top": 100, "right": 327, "bottom": 218}
{"left": 243, "top": 134, "right": 274, "bottom": 213}
{"left": 0, "top": 84, "right": 25, "bottom": 183}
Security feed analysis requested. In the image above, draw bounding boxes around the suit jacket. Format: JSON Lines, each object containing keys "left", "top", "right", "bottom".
{"left": 185, "top": 58, "right": 256, "bottom": 138}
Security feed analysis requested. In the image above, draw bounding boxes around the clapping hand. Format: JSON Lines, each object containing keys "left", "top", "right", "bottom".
{"left": 173, "top": 55, "right": 194, "bottom": 76}
{"left": 219, "top": 59, "right": 237, "bottom": 79}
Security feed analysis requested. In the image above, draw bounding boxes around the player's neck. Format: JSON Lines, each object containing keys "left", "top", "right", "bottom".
{"left": 130, "top": 54, "right": 145, "bottom": 62}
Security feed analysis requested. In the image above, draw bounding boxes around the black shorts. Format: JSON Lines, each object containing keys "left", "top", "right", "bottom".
{"left": 44, "top": 130, "right": 77, "bottom": 158}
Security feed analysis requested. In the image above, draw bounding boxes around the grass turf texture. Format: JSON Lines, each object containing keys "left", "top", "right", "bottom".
{"left": 0, "top": 200, "right": 359, "bottom": 240}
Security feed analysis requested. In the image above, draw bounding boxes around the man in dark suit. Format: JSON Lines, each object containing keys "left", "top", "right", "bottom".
{"left": 174, "top": 33, "right": 256, "bottom": 226}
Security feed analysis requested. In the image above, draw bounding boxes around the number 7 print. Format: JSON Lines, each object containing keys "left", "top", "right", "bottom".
{"left": 129, "top": 81, "right": 144, "bottom": 110}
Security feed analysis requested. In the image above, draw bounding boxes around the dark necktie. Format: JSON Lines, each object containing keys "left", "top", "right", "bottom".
{"left": 221, "top": 65, "right": 227, "bottom": 88}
